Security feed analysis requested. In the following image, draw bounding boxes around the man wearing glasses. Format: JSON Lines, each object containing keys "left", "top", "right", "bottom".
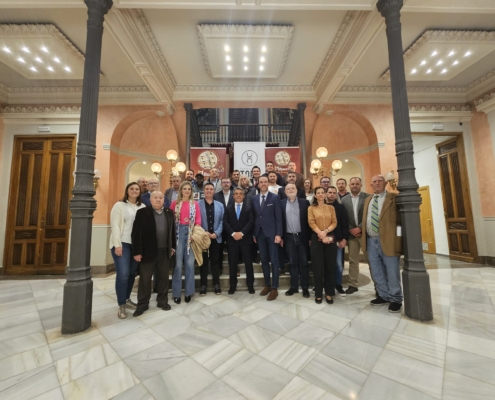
{"left": 141, "top": 178, "right": 171, "bottom": 208}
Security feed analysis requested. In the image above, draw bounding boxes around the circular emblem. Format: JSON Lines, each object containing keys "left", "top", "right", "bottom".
{"left": 241, "top": 150, "right": 258, "bottom": 166}
{"left": 274, "top": 151, "right": 291, "bottom": 166}
{"left": 198, "top": 151, "right": 218, "bottom": 169}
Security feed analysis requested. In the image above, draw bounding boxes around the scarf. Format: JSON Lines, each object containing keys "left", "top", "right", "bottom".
{"left": 174, "top": 199, "right": 196, "bottom": 254}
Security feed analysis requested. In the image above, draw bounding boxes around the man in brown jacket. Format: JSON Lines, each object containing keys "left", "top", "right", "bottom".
{"left": 362, "top": 175, "right": 403, "bottom": 313}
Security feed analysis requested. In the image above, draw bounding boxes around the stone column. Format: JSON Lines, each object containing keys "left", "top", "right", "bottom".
{"left": 185, "top": 103, "right": 193, "bottom": 168}
{"left": 61, "top": 0, "right": 113, "bottom": 334}
{"left": 377, "top": 0, "right": 433, "bottom": 321}
{"left": 298, "top": 103, "right": 307, "bottom": 177}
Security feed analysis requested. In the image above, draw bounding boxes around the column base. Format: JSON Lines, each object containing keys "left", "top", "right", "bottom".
{"left": 402, "top": 269, "right": 434, "bottom": 322}
{"left": 61, "top": 279, "right": 93, "bottom": 334}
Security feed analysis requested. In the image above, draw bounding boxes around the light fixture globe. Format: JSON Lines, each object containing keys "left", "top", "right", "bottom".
{"left": 175, "top": 162, "right": 186, "bottom": 172}
{"left": 94, "top": 169, "right": 102, "bottom": 179}
{"left": 316, "top": 147, "right": 328, "bottom": 158}
{"left": 310, "top": 167, "right": 316, "bottom": 174}
{"left": 384, "top": 170, "right": 395, "bottom": 182}
{"left": 311, "top": 159, "right": 322, "bottom": 170}
{"left": 166, "top": 150, "right": 178, "bottom": 161}
{"left": 151, "top": 163, "right": 163, "bottom": 174}
{"left": 332, "top": 160, "right": 343, "bottom": 172}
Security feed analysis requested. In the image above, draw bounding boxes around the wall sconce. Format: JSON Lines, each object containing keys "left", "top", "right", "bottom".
{"left": 93, "top": 169, "right": 101, "bottom": 189}
{"left": 151, "top": 150, "right": 186, "bottom": 185}
{"left": 310, "top": 147, "right": 342, "bottom": 177}
{"left": 384, "top": 170, "right": 398, "bottom": 190}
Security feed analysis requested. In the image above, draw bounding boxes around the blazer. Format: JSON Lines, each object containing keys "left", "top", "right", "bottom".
{"left": 198, "top": 199, "right": 224, "bottom": 243}
{"left": 214, "top": 191, "right": 234, "bottom": 209}
{"left": 262, "top": 172, "right": 284, "bottom": 186}
{"left": 131, "top": 207, "right": 176, "bottom": 262}
{"left": 361, "top": 192, "right": 403, "bottom": 257}
{"left": 164, "top": 188, "right": 179, "bottom": 203}
{"left": 280, "top": 198, "right": 311, "bottom": 244}
{"left": 328, "top": 201, "right": 349, "bottom": 242}
{"left": 278, "top": 186, "right": 306, "bottom": 200}
{"left": 223, "top": 203, "right": 254, "bottom": 246}
{"left": 283, "top": 172, "right": 305, "bottom": 189}
{"left": 141, "top": 192, "right": 171, "bottom": 208}
{"left": 251, "top": 191, "right": 283, "bottom": 238}
{"left": 341, "top": 192, "right": 370, "bottom": 230}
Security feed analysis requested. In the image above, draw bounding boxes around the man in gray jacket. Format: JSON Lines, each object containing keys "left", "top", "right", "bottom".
{"left": 341, "top": 177, "right": 370, "bottom": 294}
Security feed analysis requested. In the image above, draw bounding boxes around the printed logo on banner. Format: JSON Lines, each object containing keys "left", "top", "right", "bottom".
{"left": 241, "top": 150, "right": 258, "bottom": 166}
{"left": 234, "top": 142, "right": 266, "bottom": 177}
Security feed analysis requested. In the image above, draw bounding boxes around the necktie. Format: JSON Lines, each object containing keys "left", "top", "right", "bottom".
{"left": 261, "top": 195, "right": 266, "bottom": 211}
{"left": 236, "top": 204, "right": 241, "bottom": 220}
{"left": 371, "top": 195, "right": 379, "bottom": 233}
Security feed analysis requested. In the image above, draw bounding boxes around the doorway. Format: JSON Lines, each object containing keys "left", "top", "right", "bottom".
{"left": 418, "top": 186, "right": 436, "bottom": 254}
{"left": 4, "top": 135, "right": 76, "bottom": 275}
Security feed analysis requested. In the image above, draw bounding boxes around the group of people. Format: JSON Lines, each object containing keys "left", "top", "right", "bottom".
{"left": 110, "top": 160, "right": 404, "bottom": 319}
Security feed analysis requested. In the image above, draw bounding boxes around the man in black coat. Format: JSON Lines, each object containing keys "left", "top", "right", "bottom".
{"left": 131, "top": 191, "right": 176, "bottom": 316}
{"left": 223, "top": 188, "right": 255, "bottom": 295}
{"left": 278, "top": 172, "right": 305, "bottom": 199}
{"left": 214, "top": 177, "right": 235, "bottom": 208}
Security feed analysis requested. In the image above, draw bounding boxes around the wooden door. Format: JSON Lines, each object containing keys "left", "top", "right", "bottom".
{"left": 4, "top": 136, "right": 75, "bottom": 275}
{"left": 418, "top": 186, "right": 436, "bottom": 254}
{"left": 436, "top": 137, "right": 478, "bottom": 262}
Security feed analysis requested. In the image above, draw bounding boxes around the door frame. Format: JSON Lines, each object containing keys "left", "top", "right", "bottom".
{"left": 418, "top": 185, "right": 436, "bottom": 254}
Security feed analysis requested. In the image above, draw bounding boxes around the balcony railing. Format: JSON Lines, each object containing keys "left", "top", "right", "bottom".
{"left": 199, "top": 124, "right": 292, "bottom": 145}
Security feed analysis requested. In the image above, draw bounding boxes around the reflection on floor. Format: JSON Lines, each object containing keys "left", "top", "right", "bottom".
{"left": 0, "top": 255, "right": 494, "bottom": 399}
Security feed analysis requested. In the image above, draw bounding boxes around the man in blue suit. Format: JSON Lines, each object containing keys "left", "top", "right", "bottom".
{"left": 280, "top": 184, "right": 311, "bottom": 298}
{"left": 252, "top": 176, "right": 283, "bottom": 301}
{"left": 198, "top": 183, "right": 224, "bottom": 295}
{"left": 141, "top": 178, "right": 171, "bottom": 208}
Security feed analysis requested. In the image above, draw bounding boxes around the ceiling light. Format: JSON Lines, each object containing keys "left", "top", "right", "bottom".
{"left": 225, "top": 55, "right": 231, "bottom": 61}
{"left": 224, "top": 45, "right": 230, "bottom": 52}
{"left": 17, "top": 57, "right": 25, "bottom": 63}
{"left": 54, "top": 57, "right": 60, "bottom": 63}
{"left": 448, "top": 51, "right": 455, "bottom": 57}
{"left": 261, "top": 46, "right": 267, "bottom": 53}
{"left": 465, "top": 51, "right": 471, "bottom": 57}
{"left": 243, "top": 56, "right": 248, "bottom": 62}
{"left": 259, "top": 65, "right": 264, "bottom": 71}
{"left": 244, "top": 66, "right": 248, "bottom": 71}
{"left": 227, "top": 65, "right": 232, "bottom": 71}
{"left": 142, "top": 161, "right": 146, "bottom": 164}
{"left": 243, "top": 46, "right": 249, "bottom": 52}
{"left": 345, "top": 159, "right": 348, "bottom": 162}
{"left": 260, "top": 56, "right": 265, "bottom": 62}
{"left": 41, "top": 46, "right": 48, "bottom": 53}
{"left": 426, "top": 69, "right": 432, "bottom": 74}
{"left": 411, "top": 69, "right": 417, "bottom": 74}
{"left": 3, "top": 46, "right": 11, "bottom": 53}
{"left": 64, "top": 66, "right": 71, "bottom": 72}
{"left": 453, "top": 60, "right": 459, "bottom": 66}
{"left": 420, "top": 60, "right": 426, "bottom": 66}
{"left": 431, "top": 51, "right": 437, "bottom": 57}
{"left": 47, "top": 66, "right": 54, "bottom": 72}
{"left": 21, "top": 46, "right": 30, "bottom": 53}
{"left": 35, "top": 57, "right": 42, "bottom": 63}
{"left": 436, "top": 60, "right": 443, "bottom": 66}
{"left": 441, "top": 68, "right": 447, "bottom": 74}
{"left": 30, "top": 66, "right": 37, "bottom": 72}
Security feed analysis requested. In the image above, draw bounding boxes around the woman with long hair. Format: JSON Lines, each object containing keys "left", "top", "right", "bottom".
{"left": 110, "top": 182, "right": 146, "bottom": 319}
{"left": 170, "top": 181, "right": 202, "bottom": 304}
{"left": 308, "top": 186, "right": 338, "bottom": 304}
{"left": 304, "top": 178, "right": 314, "bottom": 204}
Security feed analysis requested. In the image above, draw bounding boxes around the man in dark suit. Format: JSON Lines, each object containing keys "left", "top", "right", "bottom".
{"left": 278, "top": 172, "right": 305, "bottom": 199}
{"left": 142, "top": 178, "right": 171, "bottom": 208}
{"left": 262, "top": 161, "right": 284, "bottom": 186}
{"left": 283, "top": 161, "right": 305, "bottom": 189}
{"left": 131, "top": 191, "right": 176, "bottom": 316}
{"left": 341, "top": 177, "right": 371, "bottom": 295}
{"left": 165, "top": 176, "right": 181, "bottom": 203}
{"left": 280, "top": 184, "right": 311, "bottom": 298}
{"left": 252, "top": 176, "right": 283, "bottom": 301}
{"left": 214, "top": 177, "right": 234, "bottom": 208}
{"left": 223, "top": 188, "right": 255, "bottom": 294}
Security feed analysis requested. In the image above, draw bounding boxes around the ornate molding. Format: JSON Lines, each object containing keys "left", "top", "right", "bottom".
{"left": 408, "top": 104, "right": 473, "bottom": 122}
{"left": 474, "top": 92, "right": 495, "bottom": 114}
{"left": 175, "top": 84, "right": 313, "bottom": 92}
{"left": 1, "top": 105, "right": 81, "bottom": 114}
{"left": 408, "top": 105, "right": 471, "bottom": 112}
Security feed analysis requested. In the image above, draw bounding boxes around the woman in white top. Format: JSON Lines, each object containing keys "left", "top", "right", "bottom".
{"left": 304, "top": 178, "right": 314, "bottom": 204}
{"left": 110, "top": 182, "right": 146, "bottom": 319}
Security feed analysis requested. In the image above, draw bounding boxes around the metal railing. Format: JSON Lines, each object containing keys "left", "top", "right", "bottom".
{"left": 199, "top": 124, "right": 292, "bottom": 145}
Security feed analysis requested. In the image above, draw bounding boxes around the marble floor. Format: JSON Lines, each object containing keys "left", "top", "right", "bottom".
{"left": 1, "top": 258, "right": 495, "bottom": 400}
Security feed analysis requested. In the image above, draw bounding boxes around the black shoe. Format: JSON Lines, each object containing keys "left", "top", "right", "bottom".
{"left": 214, "top": 284, "right": 221, "bottom": 295}
{"left": 315, "top": 298, "right": 322, "bottom": 304}
{"left": 388, "top": 302, "right": 402, "bottom": 313}
{"left": 133, "top": 306, "right": 148, "bottom": 317}
{"left": 336, "top": 285, "right": 346, "bottom": 297}
{"left": 326, "top": 297, "right": 334, "bottom": 304}
{"left": 346, "top": 286, "right": 359, "bottom": 295}
{"left": 285, "top": 288, "right": 298, "bottom": 296}
{"left": 248, "top": 287, "right": 255, "bottom": 294}
{"left": 199, "top": 286, "right": 207, "bottom": 296}
{"left": 370, "top": 296, "right": 389, "bottom": 306}
{"left": 173, "top": 297, "right": 181, "bottom": 304}
{"left": 185, "top": 295, "right": 192, "bottom": 303}
{"left": 161, "top": 303, "right": 171, "bottom": 311}
{"left": 302, "top": 289, "right": 310, "bottom": 298}
{"left": 228, "top": 287, "right": 236, "bottom": 295}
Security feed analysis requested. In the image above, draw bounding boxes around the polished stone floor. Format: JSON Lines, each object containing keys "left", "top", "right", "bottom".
{"left": 1, "top": 256, "right": 495, "bottom": 400}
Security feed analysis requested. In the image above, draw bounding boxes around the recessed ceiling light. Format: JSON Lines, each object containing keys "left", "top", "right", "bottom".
{"left": 30, "top": 66, "right": 37, "bottom": 72}
{"left": 224, "top": 45, "right": 230, "bottom": 52}
{"left": 345, "top": 159, "right": 348, "bottom": 162}
{"left": 436, "top": 60, "right": 443, "bottom": 66}
{"left": 411, "top": 69, "right": 417, "bottom": 74}
{"left": 225, "top": 55, "right": 231, "bottom": 61}
{"left": 17, "top": 57, "right": 25, "bottom": 63}
{"left": 452, "top": 60, "right": 459, "bottom": 66}
{"left": 54, "top": 57, "right": 60, "bottom": 63}
{"left": 420, "top": 60, "right": 426, "bottom": 66}
{"left": 259, "top": 65, "right": 264, "bottom": 71}
{"left": 465, "top": 51, "right": 471, "bottom": 57}
{"left": 21, "top": 46, "right": 30, "bottom": 53}
{"left": 35, "top": 57, "right": 42, "bottom": 63}
{"left": 243, "top": 46, "right": 249, "bottom": 52}
{"left": 41, "top": 46, "right": 48, "bottom": 53}
{"left": 261, "top": 46, "right": 267, "bottom": 53}
{"left": 64, "top": 66, "right": 71, "bottom": 72}
{"left": 431, "top": 51, "right": 438, "bottom": 57}
{"left": 47, "top": 66, "right": 54, "bottom": 72}
{"left": 244, "top": 66, "right": 248, "bottom": 71}
{"left": 243, "top": 56, "right": 248, "bottom": 62}
{"left": 3, "top": 46, "right": 11, "bottom": 53}
{"left": 426, "top": 69, "right": 432, "bottom": 74}
{"left": 441, "top": 68, "right": 447, "bottom": 74}
{"left": 142, "top": 161, "right": 146, "bottom": 164}
{"left": 227, "top": 65, "right": 232, "bottom": 71}
{"left": 448, "top": 51, "right": 455, "bottom": 57}
{"left": 260, "top": 56, "right": 265, "bottom": 62}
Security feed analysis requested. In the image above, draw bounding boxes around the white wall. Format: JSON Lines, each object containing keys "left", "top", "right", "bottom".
{"left": 413, "top": 144, "right": 449, "bottom": 255}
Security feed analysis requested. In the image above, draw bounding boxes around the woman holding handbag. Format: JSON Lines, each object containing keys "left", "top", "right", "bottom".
{"left": 308, "top": 186, "right": 338, "bottom": 304}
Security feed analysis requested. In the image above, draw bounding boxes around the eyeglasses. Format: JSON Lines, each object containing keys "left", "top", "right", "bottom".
{"left": 321, "top": 181, "right": 330, "bottom": 184}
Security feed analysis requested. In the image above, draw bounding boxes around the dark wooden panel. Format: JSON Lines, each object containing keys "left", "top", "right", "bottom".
{"left": 450, "top": 153, "right": 466, "bottom": 219}
{"left": 22, "top": 142, "right": 44, "bottom": 151}
{"left": 29, "top": 154, "right": 43, "bottom": 226}
{"left": 461, "top": 234, "right": 470, "bottom": 254}
{"left": 15, "top": 154, "right": 30, "bottom": 227}
{"left": 450, "top": 234, "right": 458, "bottom": 252}
{"left": 26, "top": 243, "right": 36, "bottom": 265}
{"left": 439, "top": 156, "right": 454, "bottom": 218}
{"left": 12, "top": 244, "right": 22, "bottom": 265}
{"left": 14, "top": 230, "right": 37, "bottom": 240}
{"left": 438, "top": 141, "right": 456, "bottom": 154}
{"left": 58, "top": 154, "right": 72, "bottom": 225}
{"left": 52, "top": 141, "right": 73, "bottom": 150}
{"left": 45, "top": 154, "right": 59, "bottom": 226}
{"left": 56, "top": 243, "right": 65, "bottom": 264}
{"left": 42, "top": 243, "right": 52, "bottom": 265}
{"left": 45, "top": 229, "right": 66, "bottom": 239}
{"left": 449, "top": 222, "right": 467, "bottom": 230}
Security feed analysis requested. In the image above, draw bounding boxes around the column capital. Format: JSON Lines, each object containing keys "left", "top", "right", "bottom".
{"left": 376, "top": 0, "right": 403, "bottom": 18}
{"left": 184, "top": 103, "right": 193, "bottom": 112}
{"left": 84, "top": 0, "right": 113, "bottom": 14}
{"left": 297, "top": 103, "right": 306, "bottom": 112}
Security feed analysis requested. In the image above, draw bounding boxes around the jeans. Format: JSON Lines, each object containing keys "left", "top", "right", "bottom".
{"left": 335, "top": 247, "right": 344, "bottom": 286}
{"left": 256, "top": 228, "right": 280, "bottom": 289}
{"left": 111, "top": 243, "right": 138, "bottom": 306}
{"left": 285, "top": 233, "right": 309, "bottom": 290}
{"left": 367, "top": 236, "right": 403, "bottom": 303}
{"left": 173, "top": 224, "right": 196, "bottom": 297}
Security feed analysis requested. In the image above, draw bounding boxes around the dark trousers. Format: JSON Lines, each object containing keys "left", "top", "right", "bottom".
{"left": 200, "top": 239, "right": 221, "bottom": 287}
{"left": 310, "top": 233, "right": 337, "bottom": 298}
{"left": 285, "top": 233, "right": 309, "bottom": 290}
{"left": 228, "top": 242, "right": 254, "bottom": 289}
{"left": 257, "top": 229, "right": 280, "bottom": 289}
{"left": 137, "top": 249, "right": 170, "bottom": 309}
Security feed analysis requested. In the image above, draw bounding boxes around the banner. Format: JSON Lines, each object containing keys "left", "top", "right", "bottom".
{"left": 233, "top": 142, "right": 266, "bottom": 178}
{"left": 265, "top": 147, "right": 301, "bottom": 176}
{"left": 190, "top": 147, "right": 228, "bottom": 179}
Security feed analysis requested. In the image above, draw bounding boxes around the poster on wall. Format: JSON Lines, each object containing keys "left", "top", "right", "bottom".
{"left": 265, "top": 147, "right": 300, "bottom": 176}
{"left": 233, "top": 142, "right": 266, "bottom": 178}
{"left": 190, "top": 147, "right": 229, "bottom": 180}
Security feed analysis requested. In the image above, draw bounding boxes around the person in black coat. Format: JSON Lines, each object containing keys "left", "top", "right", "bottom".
{"left": 325, "top": 186, "right": 349, "bottom": 295}
{"left": 278, "top": 172, "right": 306, "bottom": 199}
{"left": 213, "top": 177, "right": 235, "bottom": 208}
{"left": 223, "top": 188, "right": 255, "bottom": 295}
{"left": 131, "top": 191, "right": 176, "bottom": 316}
